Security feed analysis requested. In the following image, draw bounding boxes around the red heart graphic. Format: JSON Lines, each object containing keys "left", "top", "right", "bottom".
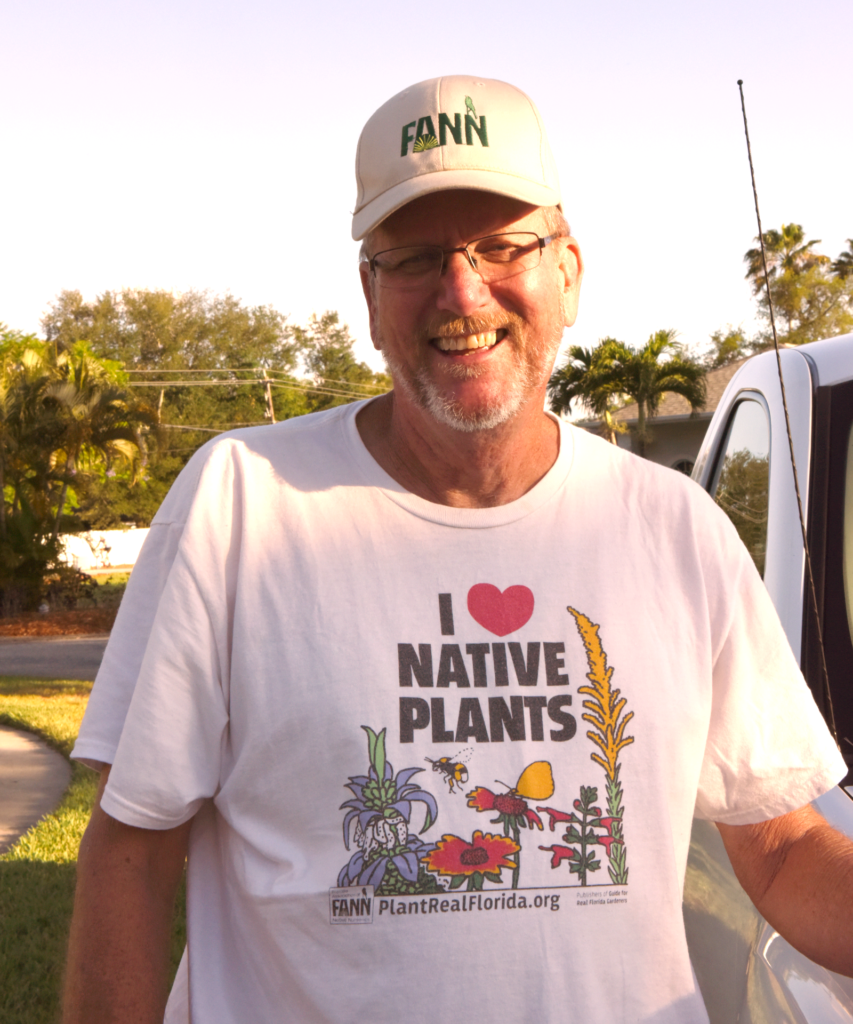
{"left": 467, "top": 584, "right": 534, "bottom": 637}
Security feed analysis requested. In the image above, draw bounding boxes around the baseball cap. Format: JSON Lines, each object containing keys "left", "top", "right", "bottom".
{"left": 352, "top": 75, "right": 562, "bottom": 241}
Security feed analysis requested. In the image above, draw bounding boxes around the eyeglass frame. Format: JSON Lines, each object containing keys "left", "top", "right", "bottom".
{"left": 364, "top": 232, "right": 562, "bottom": 289}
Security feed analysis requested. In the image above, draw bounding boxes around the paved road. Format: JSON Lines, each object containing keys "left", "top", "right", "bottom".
{"left": 0, "top": 635, "right": 108, "bottom": 680}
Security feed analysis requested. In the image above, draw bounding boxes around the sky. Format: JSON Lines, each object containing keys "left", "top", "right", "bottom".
{"left": 2, "top": 0, "right": 851, "bottom": 372}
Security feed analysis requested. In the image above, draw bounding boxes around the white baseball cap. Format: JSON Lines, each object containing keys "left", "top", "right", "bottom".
{"left": 352, "top": 75, "right": 562, "bottom": 241}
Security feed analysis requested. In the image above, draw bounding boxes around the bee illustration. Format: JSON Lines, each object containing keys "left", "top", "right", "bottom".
{"left": 425, "top": 749, "right": 473, "bottom": 794}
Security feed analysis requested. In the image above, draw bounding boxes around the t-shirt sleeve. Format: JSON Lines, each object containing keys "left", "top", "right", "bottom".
{"left": 99, "top": 544, "right": 230, "bottom": 829}
{"left": 71, "top": 445, "right": 209, "bottom": 771}
{"left": 71, "top": 522, "right": 185, "bottom": 770}
{"left": 95, "top": 440, "right": 238, "bottom": 829}
{"left": 694, "top": 546, "right": 847, "bottom": 824}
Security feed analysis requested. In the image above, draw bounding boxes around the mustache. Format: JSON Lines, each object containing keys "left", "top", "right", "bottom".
{"left": 426, "top": 311, "right": 524, "bottom": 338}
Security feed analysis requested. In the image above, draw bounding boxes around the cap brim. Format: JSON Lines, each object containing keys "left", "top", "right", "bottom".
{"left": 351, "top": 168, "right": 562, "bottom": 241}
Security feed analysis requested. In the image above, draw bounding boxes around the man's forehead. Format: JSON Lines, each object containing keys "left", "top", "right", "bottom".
{"left": 372, "top": 190, "right": 545, "bottom": 248}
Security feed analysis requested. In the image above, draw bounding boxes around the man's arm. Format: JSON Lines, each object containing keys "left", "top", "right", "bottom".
{"left": 63, "top": 766, "right": 193, "bottom": 1024}
{"left": 718, "top": 803, "right": 853, "bottom": 977}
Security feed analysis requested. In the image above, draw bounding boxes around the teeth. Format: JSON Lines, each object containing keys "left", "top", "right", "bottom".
{"left": 436, "top": 331, "right": 499, "bottom": 352}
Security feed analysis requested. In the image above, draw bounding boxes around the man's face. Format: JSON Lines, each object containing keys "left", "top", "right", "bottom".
{"left": 360, "top": 190, "right": 583, "bottom": 433}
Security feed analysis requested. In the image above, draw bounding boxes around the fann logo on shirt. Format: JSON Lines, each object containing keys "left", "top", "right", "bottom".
{"left": 329, "top": 885, "right": 375, "bottom": 924}
{"left": 401, "top": 95, "right": 489, "bottom": 156}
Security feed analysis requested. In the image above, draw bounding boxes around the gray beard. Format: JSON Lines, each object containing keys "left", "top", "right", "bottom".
{"left": 381, "top": 348, "right": 541, "bottom": 434}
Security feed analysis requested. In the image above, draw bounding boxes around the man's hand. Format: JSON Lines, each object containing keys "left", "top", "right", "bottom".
{"left": 718, "top": 804, "right": 853, "bottom": 978}
{"left": 63, "top": 766, "right": 192, "bottom": 1024}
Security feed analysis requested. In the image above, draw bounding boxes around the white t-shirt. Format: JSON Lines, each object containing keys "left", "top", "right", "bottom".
{"left": 73, "top": 401, "right": 845, "bottom": 1024}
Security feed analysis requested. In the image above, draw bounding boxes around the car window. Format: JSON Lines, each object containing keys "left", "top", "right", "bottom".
{"left": 709, "top": 398, "right": 770, "bottom": 576}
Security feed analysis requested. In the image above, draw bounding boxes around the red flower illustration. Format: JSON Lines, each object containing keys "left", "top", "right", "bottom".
{"left": 537, "top": 806, "right": 579, "bottom": 832}
{"left": 539, "top": 844, "right": 580, "bottom": 869}
{"left": 467, "top": 787, "right": 496, "bottom": 813}
{"left": 467, "top": 787, "right": 543, "bottom": 830}
{"left": 424, "top": 831, "right": 520, "bottom": 878}
{"left": 598, "top": 834, "right": 624, "bottom": 856}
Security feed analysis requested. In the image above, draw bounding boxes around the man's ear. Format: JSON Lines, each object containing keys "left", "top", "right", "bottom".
{"left": 359, "top": 263, "right": 382, "bottom": 351}
{"left": 558, "top": 237, "right": 584, "bottom": 329}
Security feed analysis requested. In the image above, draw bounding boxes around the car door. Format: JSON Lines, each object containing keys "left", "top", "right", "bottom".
{"left": 684, "top": 342, "right": 853, "bottom": 1023}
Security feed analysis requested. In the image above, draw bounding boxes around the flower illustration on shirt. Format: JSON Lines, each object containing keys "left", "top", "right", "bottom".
{"left": 339, "top": 726, "right": 442, "bottom": 895}
{"left": 569, "top": 607, "right": 634, "bottom": 885}
{"left": 423, "top": 830, "right": 520, "bottom": 891}
{"left": 466, "top": 761, "right": 552, "bottom": 888}
{"left": 538, "top": 785, "right": 623, "bottom": 886}
{"left": 535, "top": 609, "right": 634, "bottom": 886}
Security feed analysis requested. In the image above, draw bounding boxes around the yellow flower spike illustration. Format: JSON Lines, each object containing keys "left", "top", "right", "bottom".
{"left": 540, "top": 608, "right": 633, "bottom": 886}
{"left": 567, "top": 607, "right": 635, "bottom": 781}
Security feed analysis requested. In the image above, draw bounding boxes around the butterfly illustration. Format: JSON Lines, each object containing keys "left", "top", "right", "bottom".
{"left": 496, "top": 761, "right": 555, "bottom": 801}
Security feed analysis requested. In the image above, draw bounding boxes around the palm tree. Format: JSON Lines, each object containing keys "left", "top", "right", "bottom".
{"left": 601, "top": 331, "right": 706, "bottom": 459}
{"left": 548, "top": 341, "right": 627, "bottom": 443}
{"left": 550, "top": 332, "right": 706, "bottom": 458}
{"left": 0, "top": 336, "right": 63, "bottom": 613}
{"left": 744, "top": 224, "right": 831, "bottom": 336}
{"left": 744, "top": 223, "right": 827, "bottom": 288}
{"left": 44, "top": 344, "right": 155, "bottom": 538}
{"left": 0, "top": 337, "right": 57, "bottom": 531}
{"left": 831, "top": 240, "right": 853, "bottom": 280}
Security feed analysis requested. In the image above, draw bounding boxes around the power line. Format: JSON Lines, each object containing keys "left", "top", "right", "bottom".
{"left": 159, "top": 423, "right": 269, "bottom": 433}
{"left": 124, "top": 367, "right": 388, "bottom": 393}
{"left": 126, "top": 378, "right": 384, "bottom": 402}
{"left": 268, "top": 381, "right": 382, "bottom": 401}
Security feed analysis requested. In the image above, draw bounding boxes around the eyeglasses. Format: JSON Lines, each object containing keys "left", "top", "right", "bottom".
{"left": 366, "top": 232, "right": 560, "bottom": 292}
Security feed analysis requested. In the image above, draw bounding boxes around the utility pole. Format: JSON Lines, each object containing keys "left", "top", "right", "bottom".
{"left": 262, "top": 370, "right": 276, "bottom": 423}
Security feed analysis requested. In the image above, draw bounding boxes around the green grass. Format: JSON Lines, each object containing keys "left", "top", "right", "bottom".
{"left": 75, "top": 572, "right": 129, "bottom": 611}
{"left": 0, "top": 676, "right": 187, "bottom": 1024}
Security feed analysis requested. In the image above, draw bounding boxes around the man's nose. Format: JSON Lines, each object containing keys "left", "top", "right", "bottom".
{"left": 434, "top": 250, "right": 491, "bottom": 316}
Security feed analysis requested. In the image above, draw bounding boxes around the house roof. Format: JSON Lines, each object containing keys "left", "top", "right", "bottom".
{"left": 609, "top": 357, "right": 749, "bottom": 425}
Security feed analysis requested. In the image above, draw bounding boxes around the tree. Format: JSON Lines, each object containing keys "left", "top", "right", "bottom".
{"left": 743, "top": 224, "right": 853, "bottom": 345}
{"left": 42, "top": 288, "right": 298, "bottom": 371}
{"left": 744, "top": 223, "right": 827, "bottom": 293}
{"left": 32, "top": 293, "right": 391, "bottom": 529}
{"left": 547, "top": 342, "right": 626, "bottom": 444}
{"left": 293, "top": 311, "right": 391, "bottom": 414}
{"left": 39, "top": 290, "right": 307, "bottom": 525}
{"left": 551, "top": 331, "right": 706, "bottom": 459}
{"left": 831, "top": 239, "right": 853, "bottom": 280}
{"left": 550, "top": 331, "right": 707, "bottom": 457}
{"left": 43, "top": 343, "right": 157, "bottom": 537}
{"left": 0, "top": 332, "right": 153, "bottom": 613}
{"left": 713, "top": 448, "right": 769, "bottom": 576}
{"left": 703, "top": 327, "right": 754, "bottom": 368}
{"left": 0, "top": 334, "right": 62, "bottom": 544}
{"left": 604, "top": 331, "right": 706, "bottom": 458}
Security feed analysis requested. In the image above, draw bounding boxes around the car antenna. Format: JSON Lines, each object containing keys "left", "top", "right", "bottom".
{"left": 736, "top": 79, "right": 839, "bottom": 746}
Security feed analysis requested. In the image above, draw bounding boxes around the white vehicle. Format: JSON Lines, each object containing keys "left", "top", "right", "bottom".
{"left": 686, "top": 333, "right": 853, "bottom": 1021}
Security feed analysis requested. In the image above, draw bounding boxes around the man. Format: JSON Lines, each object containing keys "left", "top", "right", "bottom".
{"left": 64, "top": 76, "right": 851, "bottom": 1023}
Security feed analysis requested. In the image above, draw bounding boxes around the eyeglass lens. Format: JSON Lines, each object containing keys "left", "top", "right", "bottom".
{"left": 371, "top": 233, "right": 545, "bottom": 291}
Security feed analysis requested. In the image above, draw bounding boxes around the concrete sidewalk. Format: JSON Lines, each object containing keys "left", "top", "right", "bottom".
{"left": 0, "top": 724, "right": 71, "bottom": 853}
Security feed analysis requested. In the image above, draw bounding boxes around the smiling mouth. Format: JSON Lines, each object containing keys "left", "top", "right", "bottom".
{"left": 433, "top": 329, "right": 507, "bottom": 353}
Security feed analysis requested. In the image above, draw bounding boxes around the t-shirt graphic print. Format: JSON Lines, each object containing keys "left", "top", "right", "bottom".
{"left": 330, "top": 585, "right": 634, "bottom": 925}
